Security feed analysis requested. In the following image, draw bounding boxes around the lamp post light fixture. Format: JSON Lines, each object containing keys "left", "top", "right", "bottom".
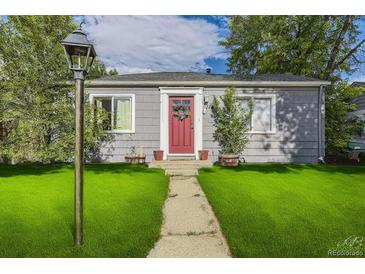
{"left": 61, "top": 27, "right": 96, "bottom": 246}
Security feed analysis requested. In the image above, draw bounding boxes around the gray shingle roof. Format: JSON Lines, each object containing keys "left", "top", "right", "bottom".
{"left": 96, "top": 72, "right": 326, "bottom": 82}
{"left": 351, "top": 81, "right": 365, "bottom": 87}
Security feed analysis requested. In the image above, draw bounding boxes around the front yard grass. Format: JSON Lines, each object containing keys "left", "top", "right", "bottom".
{"left": 0, "top": 163, "right": 168, "bottom": 257}
{"left": 198, "top": 164, "right": 365, "bottom": 258}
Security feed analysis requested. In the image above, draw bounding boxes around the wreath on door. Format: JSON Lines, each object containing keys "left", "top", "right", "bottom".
{"left": 173, "top": 103, "right": 190, "bottom": 121}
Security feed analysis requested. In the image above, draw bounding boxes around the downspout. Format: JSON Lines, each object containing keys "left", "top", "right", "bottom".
{"left": 318, "top": 85, "right": 325, "bottom": 163}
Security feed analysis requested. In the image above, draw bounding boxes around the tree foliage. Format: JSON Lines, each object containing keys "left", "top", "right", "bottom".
{"left": 88, "top": 58, "right": 118, "bottom": 79}
{"left": 221, "top": 16, "right": 365, "bottom": 155}
{"left": 325, "top": 82, "right": 364, "bottom": 153}
{"left": 0, "top": 16, "right": 110, "bottom": 163}
{"left": 212, "top": 87, "right": 252, "bottom": 155}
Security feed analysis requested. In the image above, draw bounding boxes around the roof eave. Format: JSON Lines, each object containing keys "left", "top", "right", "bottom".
{"left": 85, "top": 80, "right": 331, "bottom": 87}
{"left": 351, "top": 81, "right": 365, "bottom": 87}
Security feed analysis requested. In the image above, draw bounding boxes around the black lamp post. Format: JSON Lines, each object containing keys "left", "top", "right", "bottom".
{"left": 61, "top": 27, "right": 96, "bottom": 246}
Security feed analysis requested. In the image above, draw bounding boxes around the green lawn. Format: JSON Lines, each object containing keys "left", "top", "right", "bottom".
{"left": 198, "top": 164, "right": 365, "bottom": 258}
{"left": 0, "top": 163, "right": 168, "bottom": 257}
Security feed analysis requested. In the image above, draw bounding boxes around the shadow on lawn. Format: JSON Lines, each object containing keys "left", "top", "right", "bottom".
{"left": 0, "top": 163, "right": 161, "bottom": 178}
{"left": 201, "top": 163, "right": 365, "bottom": 175}
{"left": 85, "top": 163, "right": 160, "bottom": 175}
{"left": 0, "top": 163, "right": 71, "bottom": 177}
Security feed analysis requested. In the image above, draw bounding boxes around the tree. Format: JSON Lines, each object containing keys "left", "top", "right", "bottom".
{"left": 325, "top": 81, "right": 364, "bottom": 154}
{"left": 108, "top": 68, "right": 118, "bottom": 76}
{"left": 212, "top": 87, "right": 252, "bottom": 155}
{"left": 88, "top": 58, "right": 109, "bottom": 79}
{"left": 221, "top": 16, "right": 365, "bottom": 155}
{"left": 88, "top": 59, "right": 118, "bottom": 79}
{"left": 0, "top": 16, "right": 109, "bottom": 163}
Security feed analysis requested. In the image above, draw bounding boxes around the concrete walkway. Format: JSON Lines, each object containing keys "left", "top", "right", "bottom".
{"left": 148, "top": 161, "right": 231, "bottom": 258}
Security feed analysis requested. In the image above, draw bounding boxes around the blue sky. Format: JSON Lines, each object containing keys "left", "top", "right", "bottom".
{"left": 2, "top": 15, "right": 229, "bottom": 73}
{"left": 77, "top": 15, "right": 365, "bottom": 81}
{"left": 2, "top": 15, "right": 365, "bottom": 80}
{"left": 75, "top": 15, "right": 230, "bottom": 74}
{"left": 182, "top": 15, "right": 229, "bottom": 74}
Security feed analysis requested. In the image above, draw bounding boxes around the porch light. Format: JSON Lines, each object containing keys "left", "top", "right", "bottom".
{"left": 60, "top": 25, "right": 96, "bottom": 246}
{"left": 203, "top": 96, "right": 209, "bottom": 114}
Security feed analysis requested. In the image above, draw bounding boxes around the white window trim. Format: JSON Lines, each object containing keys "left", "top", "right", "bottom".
{"left": 237, "top": 93, "right": 277, "bottom": 134}
{"left": 89, "top": 93, "right": 136, "bottom": 134}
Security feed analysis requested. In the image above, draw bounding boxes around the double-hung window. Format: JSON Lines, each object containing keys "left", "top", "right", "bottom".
{"left": 92, "top": 94, "right": 135, "bottom": 133}
{"left": 240, "top": 94, "right": 276, "bottom": 134}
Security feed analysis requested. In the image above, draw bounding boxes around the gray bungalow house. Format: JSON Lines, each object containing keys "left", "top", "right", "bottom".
{"left": 87, "top": 72, "right": 330, "bottom": 163}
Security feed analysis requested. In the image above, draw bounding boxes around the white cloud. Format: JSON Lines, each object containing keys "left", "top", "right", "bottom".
{"left": 83, "top": 16, "right": 227, "bottom": 74}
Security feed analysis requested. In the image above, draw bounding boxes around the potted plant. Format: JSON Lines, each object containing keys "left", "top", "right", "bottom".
{"left": 153, "top": 150, "right": 164, "bottom": 161}
{"left": 199, "top": 149, "right": 209, "bottom": 160}
{"left": 212, "top": 87, "right": 252, "bottom": 166}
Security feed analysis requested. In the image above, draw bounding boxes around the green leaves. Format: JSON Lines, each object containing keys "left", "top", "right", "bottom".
{"left": 221, "top": 16, "right": 365, "bottom": 156}
{"left": 88, "top": 58, "right": 119, "bottom": 79}
{"left": 0, "top": 16, "right": 110, "bottom": 163}
{"left": 212, "top": 87, "right": 252, "bottom": 155}
{"left": 221, "top": 16, "right": 365, "bottom": 80}
{"left": 325, "top": 82, "right": 364, "bottom": 155}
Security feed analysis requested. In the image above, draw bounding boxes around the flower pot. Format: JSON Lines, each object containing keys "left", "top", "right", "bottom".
{"left": 199, "top": 150, "right": 209, "bottom": 160}
{"left": 219, "top": 154, "right": 240, "bottom": 166}
{"left": 153, "top": 150, "right": 164, "bottom": 161}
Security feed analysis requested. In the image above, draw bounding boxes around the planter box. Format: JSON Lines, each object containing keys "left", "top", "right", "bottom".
{"left": 199, "top": 150, "right": 209, "bottom": 160}
{"left": 219, "top": 154, "right": 240, "bottom": 166}
{"left": 153, "top": 150, "right": 164, "bottom": 161}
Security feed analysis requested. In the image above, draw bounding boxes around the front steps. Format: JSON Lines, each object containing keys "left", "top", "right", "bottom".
{"left": 148, "top": 160, "right": 212, "bottom": 177}
{"left": 167, "top": 155, "right": 196, "bottom": 161}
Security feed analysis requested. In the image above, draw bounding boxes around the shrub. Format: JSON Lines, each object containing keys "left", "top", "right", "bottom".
{"left": 211, "top": 87, "right": 252, "bottom": 155}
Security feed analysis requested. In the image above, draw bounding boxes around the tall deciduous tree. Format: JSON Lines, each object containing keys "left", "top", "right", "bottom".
{"left": 0, "top": 16, "right": 109, "bottom": 163}
{"left": 221, "top": 15, "right": 365, "bottom": 155}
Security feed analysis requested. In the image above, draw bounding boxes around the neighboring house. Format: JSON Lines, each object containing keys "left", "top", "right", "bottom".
{"left": 348, "top": 82, "right": 365, "bottom": 150}
{"left": 86, "top": 72, "right": 330, "bottom": 163}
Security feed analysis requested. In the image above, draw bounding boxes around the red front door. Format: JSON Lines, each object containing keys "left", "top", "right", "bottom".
{"left": 169, "top": 96, "right": 194, "bottom": 154}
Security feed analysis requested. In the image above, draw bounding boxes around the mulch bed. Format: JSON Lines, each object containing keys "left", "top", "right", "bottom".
{"left": 325, "top": 155, "right": 360, "bottom": 165}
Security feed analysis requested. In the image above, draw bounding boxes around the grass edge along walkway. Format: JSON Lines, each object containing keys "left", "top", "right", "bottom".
{"left": 198, "top": 164, "right": 365, "bottom": 258}
{"left": 0, "top": 163, "right": 168, "bottom": 257}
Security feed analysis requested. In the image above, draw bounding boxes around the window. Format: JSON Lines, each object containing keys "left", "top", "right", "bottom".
{"left": 93, "top": 95, "right": 135, "bottom": 133}
{"left": 240, "top": 95, "right": 276, "bottom": 133}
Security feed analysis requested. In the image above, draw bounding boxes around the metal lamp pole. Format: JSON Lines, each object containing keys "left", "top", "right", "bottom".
{"left": 61, "top": 27, "right": 96, "bottom": 246}
{"left": 74, "top": 70, "right": 85, "bottom": 245}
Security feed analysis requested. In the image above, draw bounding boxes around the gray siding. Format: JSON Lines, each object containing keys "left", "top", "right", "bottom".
{"left": 88, "top": 86, "right": 324, "bottom": 163}
{"left": 87, "top": 87, "right": 160, "bottom": 162}
{"left": 202, "top": 87, "right": 323, "bottom": 163}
